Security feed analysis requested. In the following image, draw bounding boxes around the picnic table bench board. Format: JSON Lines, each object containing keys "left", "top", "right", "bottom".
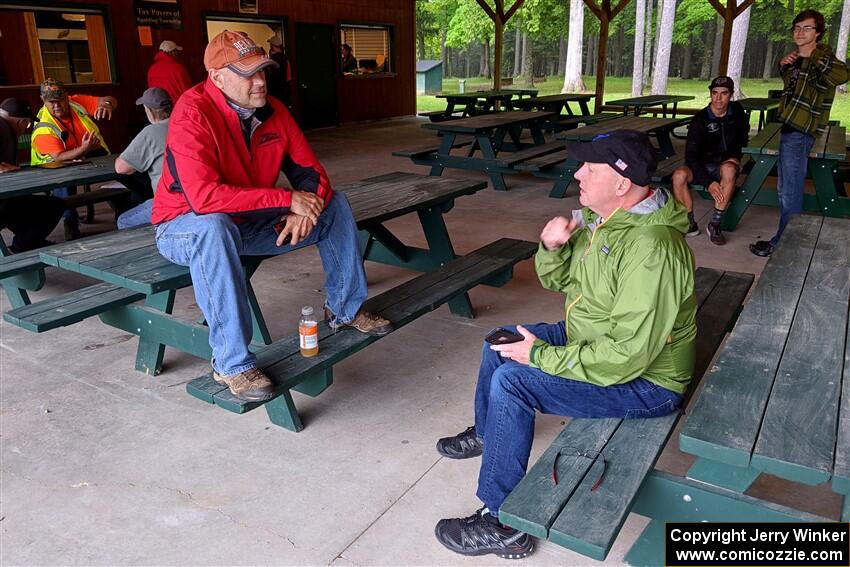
{"left": 186, "top": 237, "right": 538, "bottom": 431}
{"left": 500, "top": 267, "right": 755, "bottom": 561}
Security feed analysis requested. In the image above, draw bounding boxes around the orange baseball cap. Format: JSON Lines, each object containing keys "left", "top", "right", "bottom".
{"left": 204, "top": 30, "right": 279, "bottom": 77}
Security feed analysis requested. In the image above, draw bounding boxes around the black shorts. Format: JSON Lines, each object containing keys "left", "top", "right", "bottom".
{"left": 692, "top": 162, "right": 721, "bottom": 187}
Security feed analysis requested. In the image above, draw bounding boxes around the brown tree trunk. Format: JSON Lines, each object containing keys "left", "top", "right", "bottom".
{"left": 762, "top": 40, "right": 774, "bottom": 79}
{"left": 558, "top": 36, "right": 567, "bottom": 75}
{"left": 681, "top": 42, "right": 692, "bottom": 79}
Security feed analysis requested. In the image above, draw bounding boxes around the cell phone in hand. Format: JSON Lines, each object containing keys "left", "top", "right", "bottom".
{"left": 484, "top": 328, "right": 524, "bottom": 345}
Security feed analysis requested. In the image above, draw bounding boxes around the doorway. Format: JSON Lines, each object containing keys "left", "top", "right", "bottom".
{"left": 294, "top": 23, "right": 338, "bottom": 129}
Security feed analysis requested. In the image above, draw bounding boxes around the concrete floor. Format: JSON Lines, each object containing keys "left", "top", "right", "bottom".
{"left": 1, "top": 117, "right": 844, "bottom": 566}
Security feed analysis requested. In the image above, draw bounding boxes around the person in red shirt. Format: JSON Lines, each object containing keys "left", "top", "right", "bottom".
{"left": 147, "top": 40, "right": 193, "bottom": 106}
{"left": 153, "top": 31, "right": 392, "bottom": 402}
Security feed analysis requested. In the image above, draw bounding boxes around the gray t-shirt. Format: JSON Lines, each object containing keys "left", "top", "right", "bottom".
{"left": 120, "top": 119, "right": 169, "bottom": 191}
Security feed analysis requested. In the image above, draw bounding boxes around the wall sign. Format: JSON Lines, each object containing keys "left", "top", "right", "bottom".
{"left": 239, "top": 0, "right": 258, "bottom": 14}
{"left": 135, "top": 0, "right": 183, "bottom": 30}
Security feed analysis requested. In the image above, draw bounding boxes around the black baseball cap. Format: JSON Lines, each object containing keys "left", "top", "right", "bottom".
{"left": 567, "top": 129, "right": 658, "bottom": 186}
{"left": 709, "top": 76, "right": 734, "bottom": 92}
{"left": 0, "top": 97, "right": 35, "bottom": 120}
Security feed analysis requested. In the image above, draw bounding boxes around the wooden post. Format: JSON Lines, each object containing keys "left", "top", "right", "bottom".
{"left": 708, "top": 0, "right": 756, "bottom": 75}
{"left": 595, "top": 14, "right": 610, "bottom": 112}
{"left": 494, "top": 17, "right": 504, "bottom": 91}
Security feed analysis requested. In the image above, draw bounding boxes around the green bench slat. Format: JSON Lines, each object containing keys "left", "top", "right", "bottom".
{"left": 3, "top": 282, "right": 145, "bottom": 332}
{"left": 513, "top": 149, "right": 571, "bottom": 172}
{"left": 680, "top": 216, "right": 822, "bottom": 466}
{"left": 500, "top": 267, "right": 754, "bottom": 560}
{"left": 553, "top": 112, "right": 619, "bottom": 130}
{"left": 750, "top": 217, "right": 850, "bottom": 485}
{"left": 187, "top": 238, "right": 537, "bottom": 413}
{"left": 0, "top": 249, "right": 46, "bottom": 280}
{"left": 823, "top": 125, "right": 847, "bottom": 160}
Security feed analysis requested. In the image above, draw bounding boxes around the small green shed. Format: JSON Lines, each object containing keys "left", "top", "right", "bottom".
{"left": 416, "top": 60, "right": 443, "bottom": 94}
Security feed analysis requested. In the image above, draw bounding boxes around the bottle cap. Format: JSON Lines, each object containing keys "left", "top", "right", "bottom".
{"left": 301, "top": 306, "right": 314, "bottom": 316}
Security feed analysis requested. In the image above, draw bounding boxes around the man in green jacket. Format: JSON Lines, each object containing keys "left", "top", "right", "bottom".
{"left": 750, "top": 9, "right": 849, "bottom": 257}
{"left": 434, "top": 130, "right": 697, "bottom": 559}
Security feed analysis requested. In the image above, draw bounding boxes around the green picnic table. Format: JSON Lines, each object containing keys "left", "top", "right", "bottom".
{"left": 396, "top": 111, "right": 563, "bottom": 191}
{"left": 717, "top": 122, "right": 847, "bottom": 231}
{"left": 606, "top": 94, "right": 694, "bottom": 117}
{"left": 427, "top": 88, "right": 539, "bottom": 121}
{"left": 512, "top": 93, "right": 594, "bottom": 117}
{"left": 1, "top": 173, "right": 490, "bottom": 377}
{"left": 739, "top": 97, "right": 780, "bottom": 132}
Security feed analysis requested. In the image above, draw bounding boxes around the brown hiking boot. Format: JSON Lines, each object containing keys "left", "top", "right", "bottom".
{"left": 325, "top": 307, "right": 393, "bottom": 336}
{"left": 213, "top": 367, "right": 275, "bottom": 401}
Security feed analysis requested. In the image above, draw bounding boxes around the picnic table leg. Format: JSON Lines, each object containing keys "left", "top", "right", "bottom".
{"left": 655, "top": 131, "right": 675, "bottom": 160}
{"left": 808, "top": 158, "right": 843, "bottom": 218}
{"left": 263, "top": 390, "right": 304, "bottom": 432}
{"left": 623, "top": 519, "right": 665, "bottom": 567}
{"left": 720, "top": 155, "right": 776, "bottom": 232}
{"left": 416, "top": 205, "right": 474, "bottom": 318}
{"left": 475, "top": 134, "right": 509, "bottom": 191}
{"left": 242, "top": 258, "right": 273, "bottom": 347}
{"left": 578, "top": 100, "right": 591, "bottom": 116}
{"left": 528, "top": 121, "right": 546, "bottom": 146}
{"left": 134, "top": 289, "right": 176, "bottom": 375}
{"left": 429, "top": 132, "right": 457, "bottom": 177}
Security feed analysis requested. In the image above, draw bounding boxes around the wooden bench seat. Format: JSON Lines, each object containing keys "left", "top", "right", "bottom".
{"left": 392, "top": 138, "right": 473, "bottom": 159}
{"left": 4, "top": 282, "right": 144, "bottom": 332}
{"left": 186, "top": 237, "right": 538, "bottom": 431}
{"left": 513, "top": 149, "right": 571, "bottom": 172}
{"left": 495, "top": 141, "right": 565, "bottom": 167}
{"left": 500, "top": 267, "right": 754, "bottom": 561}
{"left": 62, "top": 184, "right": 130, "bottom": 210}
{"left": 418, "top": 110, "right": 462, "bottom": 122}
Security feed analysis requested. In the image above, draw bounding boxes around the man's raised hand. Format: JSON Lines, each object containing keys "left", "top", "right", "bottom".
{"left": 540, "top": 216, "right": 579, "bottom": 251}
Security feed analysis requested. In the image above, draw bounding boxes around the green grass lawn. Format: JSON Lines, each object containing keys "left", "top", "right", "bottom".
{"left": 418, "top": 75, "right": 850, "bottom": 127}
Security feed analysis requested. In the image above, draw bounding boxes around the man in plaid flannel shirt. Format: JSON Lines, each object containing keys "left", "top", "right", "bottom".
{"left": 750, "top": 9, "right": 848, "bottom": 257}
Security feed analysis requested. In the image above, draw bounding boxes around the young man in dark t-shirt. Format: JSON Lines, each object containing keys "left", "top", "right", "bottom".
{"left": 0, "top": 98, "right": 64, "bottom": 253}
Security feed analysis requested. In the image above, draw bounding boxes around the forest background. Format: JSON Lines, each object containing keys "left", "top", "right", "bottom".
{"left": 414, "top": 0, "right": 850, "bottom": 118}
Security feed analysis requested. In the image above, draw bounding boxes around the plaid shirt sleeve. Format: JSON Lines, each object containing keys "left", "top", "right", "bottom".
{"left": 778, "top": 46, "right": 850, "bottom": 136}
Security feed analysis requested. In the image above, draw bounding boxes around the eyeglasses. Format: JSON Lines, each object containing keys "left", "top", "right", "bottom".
{"left": 551, "top": 447, "right": 608, "bottom": 492}
{"left": 791, "top": 25, "right": 817, "bottom": 33}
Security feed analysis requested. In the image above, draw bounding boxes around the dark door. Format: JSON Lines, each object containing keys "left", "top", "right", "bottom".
{"left": 294, "top": 23, "right": 338, "bottom": 129}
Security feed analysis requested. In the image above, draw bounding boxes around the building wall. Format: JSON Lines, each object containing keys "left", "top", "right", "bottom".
{"left": 0, "top": 0, "right": 415, "bottom": 147}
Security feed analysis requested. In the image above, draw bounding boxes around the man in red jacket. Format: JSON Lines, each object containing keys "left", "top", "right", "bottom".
{"left": 147, "top": 40, "right": 193, "bottom": 106}
{"left": 153, "top": 31, "right": 391, "bottom": 402}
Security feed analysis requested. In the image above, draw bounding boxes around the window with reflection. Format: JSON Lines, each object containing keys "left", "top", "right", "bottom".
{"left": 0, "top": 4, "right": 115, "bottom": 86}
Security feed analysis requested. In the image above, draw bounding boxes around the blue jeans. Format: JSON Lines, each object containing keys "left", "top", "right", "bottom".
{"left": 771, "top": 130, "right": 815, "bottom": 246}
{"left": 154, "top": 192, "right": 368, "bottom": 376}
{"left": 52, "top": 187, "right": 79, "bottom": 222}
{"left": 473, "top": 322, "right": 683, "bottom": 515}
{"left": 117, "top": 199, "right": 153, "bottom": 230}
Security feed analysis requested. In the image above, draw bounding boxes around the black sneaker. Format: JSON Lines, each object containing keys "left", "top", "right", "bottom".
{"left": 436, "top": 426, "right": 483, "bottom": 459}
{"left": 706, "top": 221, "right": 726, "bottom": 245}
{"left": 685, "top": 220, "right": 700, "bottom": 238}
{"left": 435, "top": 507, "right": 533, "bottom": 559}
{"left": 749, "top": 240, "right": 774, "bottom": 257}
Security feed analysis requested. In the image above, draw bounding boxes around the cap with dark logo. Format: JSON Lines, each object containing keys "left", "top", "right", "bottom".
{"left": 204, "top": 30, "right": 279, "bottom": 77}
{"left": 135, "top": 87, "right": 172, "bottom": 109}
{"left": 40, "top": 78, "right": 67, "bottom": 101}
{"left": 709, "top": 75, "right": 734, "bottom": 92}
{"left": 0, "top": 98, "right": 35, "bottom": 120}
{"left": 566, "top": 129, "right": 658, "bottom": 186}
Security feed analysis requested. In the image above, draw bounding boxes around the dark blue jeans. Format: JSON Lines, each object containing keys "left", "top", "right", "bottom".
{"left": 473, "top": 321, "right": 683, "bottom": 515}
{"left": 771, "top": 130, "right": 815, "bottom": 246}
